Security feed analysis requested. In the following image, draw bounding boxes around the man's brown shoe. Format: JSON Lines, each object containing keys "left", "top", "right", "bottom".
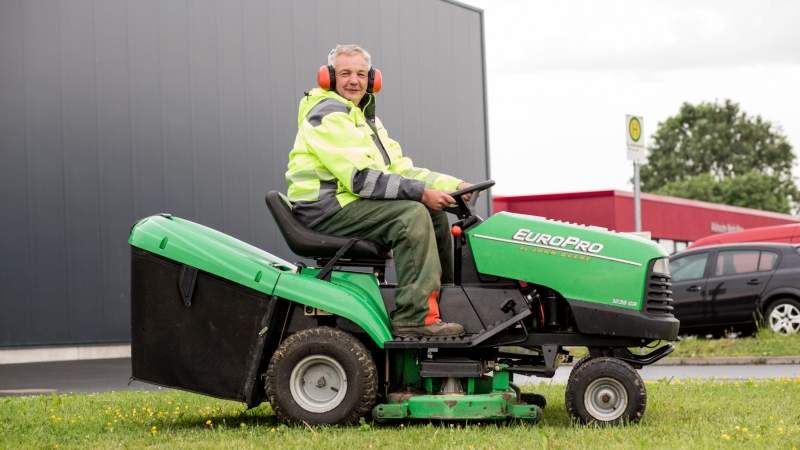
{"left": 393, "top": 321, "right": 465, "bottom": 337}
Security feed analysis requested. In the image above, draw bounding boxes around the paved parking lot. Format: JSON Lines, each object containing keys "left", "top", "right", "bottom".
{"left": 518, "top": 362, "right": 800, "bottom": 385}
{"left": 1, "top": 358, "right": 798, "bottom": 396}
{"left": 0, "top": 358, "right": 161, "bottom": 396}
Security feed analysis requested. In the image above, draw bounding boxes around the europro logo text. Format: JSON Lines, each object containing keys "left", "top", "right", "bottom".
{"left": 512, "top": 229, "right": 604, "bottom": 254}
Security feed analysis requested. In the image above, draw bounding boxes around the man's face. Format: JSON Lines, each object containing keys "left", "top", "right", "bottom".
{"left": 333, "top": 53, "right": 369, "bottom": 105}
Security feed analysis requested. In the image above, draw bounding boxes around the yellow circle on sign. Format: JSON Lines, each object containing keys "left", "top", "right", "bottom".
{"left": 628, "top": 117, "right": 642, "bottom": 142}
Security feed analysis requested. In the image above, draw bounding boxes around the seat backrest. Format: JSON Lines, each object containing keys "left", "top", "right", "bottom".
{"left": 265, "top": 191, "right": 389, "bottom": 260}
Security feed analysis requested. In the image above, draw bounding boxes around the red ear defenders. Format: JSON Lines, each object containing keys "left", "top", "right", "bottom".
{"left": 317, "top": 64, "right": 382, "bottom": 94}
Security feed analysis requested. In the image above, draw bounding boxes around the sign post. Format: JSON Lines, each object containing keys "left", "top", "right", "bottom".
{"left": 626, "top": 115, "right": 645, "bottom": 232}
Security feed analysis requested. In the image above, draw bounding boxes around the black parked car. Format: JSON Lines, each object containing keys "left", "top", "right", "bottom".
{"left": 669, "top": 243, "right": 800, "bottom": 336}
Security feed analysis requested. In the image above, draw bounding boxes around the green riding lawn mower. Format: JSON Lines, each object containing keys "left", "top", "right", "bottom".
{"left": 129, "top": 180, "right": 678, "bottom": 426}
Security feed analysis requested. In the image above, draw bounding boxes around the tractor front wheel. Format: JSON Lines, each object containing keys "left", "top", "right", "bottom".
{"left": 565, "top": 357, "right": 646, "bottom": 425}
{"left": 265, "top": 327, "right": 377, "bottom": 425}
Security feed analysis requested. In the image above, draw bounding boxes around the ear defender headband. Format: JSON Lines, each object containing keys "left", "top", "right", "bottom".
{"left": 317, "top": 62, "right": 382, "bottom": 93}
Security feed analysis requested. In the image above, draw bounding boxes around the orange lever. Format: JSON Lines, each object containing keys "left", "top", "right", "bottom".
{"left": 451, "top": 225, "right": 462, "bottom": 237}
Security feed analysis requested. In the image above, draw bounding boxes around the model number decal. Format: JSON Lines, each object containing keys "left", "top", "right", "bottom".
{"left": 512, "top": 228, "right": 604, "bottom": 254}
{"left": 612, "top": 298, "right": 638, "bottom": 308}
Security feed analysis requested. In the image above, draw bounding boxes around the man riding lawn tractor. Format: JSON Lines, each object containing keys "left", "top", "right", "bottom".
{"left": 128, "top": 44, "right": 678, "bottom": 426}
{"left": 286, "top": 44, "right": 471, "bottom": 338}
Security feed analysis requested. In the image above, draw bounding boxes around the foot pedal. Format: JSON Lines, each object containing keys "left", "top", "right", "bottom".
{"left": 385, "top": 334, "right": 473, "bottom": 349}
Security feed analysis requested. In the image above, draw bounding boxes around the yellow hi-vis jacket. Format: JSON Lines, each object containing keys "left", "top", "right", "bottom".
{"left": 286, "top": 88, "right": 462, "bottom": 227}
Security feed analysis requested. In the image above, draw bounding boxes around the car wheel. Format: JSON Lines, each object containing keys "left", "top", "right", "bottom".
{"left": 765, "top": 298, "right": 800, "bottom": 335}
{"left": 565, "top": 357, "right": 646, "bottom": 425}
{"left": 265, "top": 327, "right": 378, "bottom": 425}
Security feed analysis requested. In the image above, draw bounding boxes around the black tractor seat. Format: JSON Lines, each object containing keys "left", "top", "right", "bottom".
{"left": 265, "top": 191, "right": 391, "bottom": 273}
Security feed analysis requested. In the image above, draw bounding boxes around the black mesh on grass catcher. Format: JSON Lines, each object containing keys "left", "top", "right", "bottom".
{"left": 130, "top": 248, "right": 281, "bottom": 406}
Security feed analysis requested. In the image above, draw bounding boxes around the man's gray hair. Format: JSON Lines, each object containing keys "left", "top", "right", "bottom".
{"left": 327, "top": 44, "right": 372, "bottom": 68}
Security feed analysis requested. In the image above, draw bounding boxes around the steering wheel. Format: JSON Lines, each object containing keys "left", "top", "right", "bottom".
{"left": 444, "top": 179, "right": 495, "bottom": 218}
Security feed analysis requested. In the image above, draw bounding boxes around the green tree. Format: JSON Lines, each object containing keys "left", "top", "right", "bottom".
{"left": 640, "top": 99, "right": 798, "bottom": 213}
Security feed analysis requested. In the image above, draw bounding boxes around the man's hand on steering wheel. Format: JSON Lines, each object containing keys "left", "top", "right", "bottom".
{"left": 423, "top": 180, "right": 493, "bottom": 215}
{"left": 421, "top": 189, "right": 456, "bottom": 211}
{"left": 456, "top": 182, "right": 474, "bottom": 203}
{"left": 443, "top": 180, "right": 495, "bottom": 218}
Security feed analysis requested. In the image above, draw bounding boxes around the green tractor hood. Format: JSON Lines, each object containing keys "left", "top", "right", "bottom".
{"left": 467, "top": 212, "right": 668, "bottom": 310}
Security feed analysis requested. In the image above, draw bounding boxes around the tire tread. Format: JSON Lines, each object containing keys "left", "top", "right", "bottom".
{"left": 265, "top": 327, "right": 377, "bottom": 425}
{"left": 565, "top": 356, "right": 646, "bottom": 425}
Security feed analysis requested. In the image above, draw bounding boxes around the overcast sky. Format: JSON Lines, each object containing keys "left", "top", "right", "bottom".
{"left": 461, "top": 0, "right": 800, "bottom": 196}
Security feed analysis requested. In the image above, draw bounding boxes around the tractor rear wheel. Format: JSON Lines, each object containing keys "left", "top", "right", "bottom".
{"left": 265, "top": 326, "right": 377, "bottom": 425}
{"left": 565, "top": 357, "right": 646, "bottom": 425}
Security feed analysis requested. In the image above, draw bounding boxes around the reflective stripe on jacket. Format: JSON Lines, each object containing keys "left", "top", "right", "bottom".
{"left": 286, "top": 88, "right": 462, "bottom": 227}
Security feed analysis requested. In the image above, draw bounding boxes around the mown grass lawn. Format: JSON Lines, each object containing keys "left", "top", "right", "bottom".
{"left": 3, "top": 379, "right": 799, "bottom": 450}
{"left": 565, "top": 328, "right": 800, "bottom": 360}
{"left": 670, "top": 328, "right": 800, "bottom": 358}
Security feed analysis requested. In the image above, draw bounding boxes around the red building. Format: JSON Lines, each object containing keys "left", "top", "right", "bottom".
{"left": 492, "top": 190, "right": 800, "bottom": 254}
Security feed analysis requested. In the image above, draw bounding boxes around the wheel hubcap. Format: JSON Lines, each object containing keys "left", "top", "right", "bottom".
{"left": 289, "top": 355, "right": 347, "bottom": 413}
{"left": 584, "top": 377, "right": 628, "bottom": 421}
{"left": 769, "top": 304, "right": 800, "bottom": 334}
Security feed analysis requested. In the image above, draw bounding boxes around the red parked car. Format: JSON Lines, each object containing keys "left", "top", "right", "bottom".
{"left": 690, "top": 223, "right": 800, "bottom": 249}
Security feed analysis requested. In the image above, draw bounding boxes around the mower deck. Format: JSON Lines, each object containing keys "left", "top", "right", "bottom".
{"left": 373, "top": 368, "right": 541, "bottom": 422}
{"left": 373, "top": 392, "right": 542, "bottom": 422}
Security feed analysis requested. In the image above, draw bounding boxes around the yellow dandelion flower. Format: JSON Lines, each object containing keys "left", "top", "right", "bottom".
{"left": 741, "top": 427, "right": 748, "bottom": 433}
{"left": 778, "top": 427, "right": 785, "bottom": 433}
{"left": 271, "top": 427, "right": 276, "bottom": 433}
{"left": 721, "top": 434, "right": 731, "bottom": 441}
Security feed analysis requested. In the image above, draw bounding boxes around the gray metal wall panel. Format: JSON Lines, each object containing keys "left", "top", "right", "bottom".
{"left": 160, "top": 1, "right": 192, "bottom": 219}
{"left": 95, "top": 0, "right": 136, "bottom": 341}
{"left": 129, "top": 0, "right": 166, "bottom": 221}
{"left": 25, "top": 0, "right": 70, "bottom": 343}
{"left": 0, "top": 0, "right": 488, "bottom": 346}
{"left": 0, "top": 0, "right": 31, "bottom": 344}
{"left": 61, "top": 0, "right": 104, "bottom": 341}
{"left": 241, "top": 0, "right": 275, "bottom": 251}
{"left": 218, "top": 0, "right": 253, "bottom": 244}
